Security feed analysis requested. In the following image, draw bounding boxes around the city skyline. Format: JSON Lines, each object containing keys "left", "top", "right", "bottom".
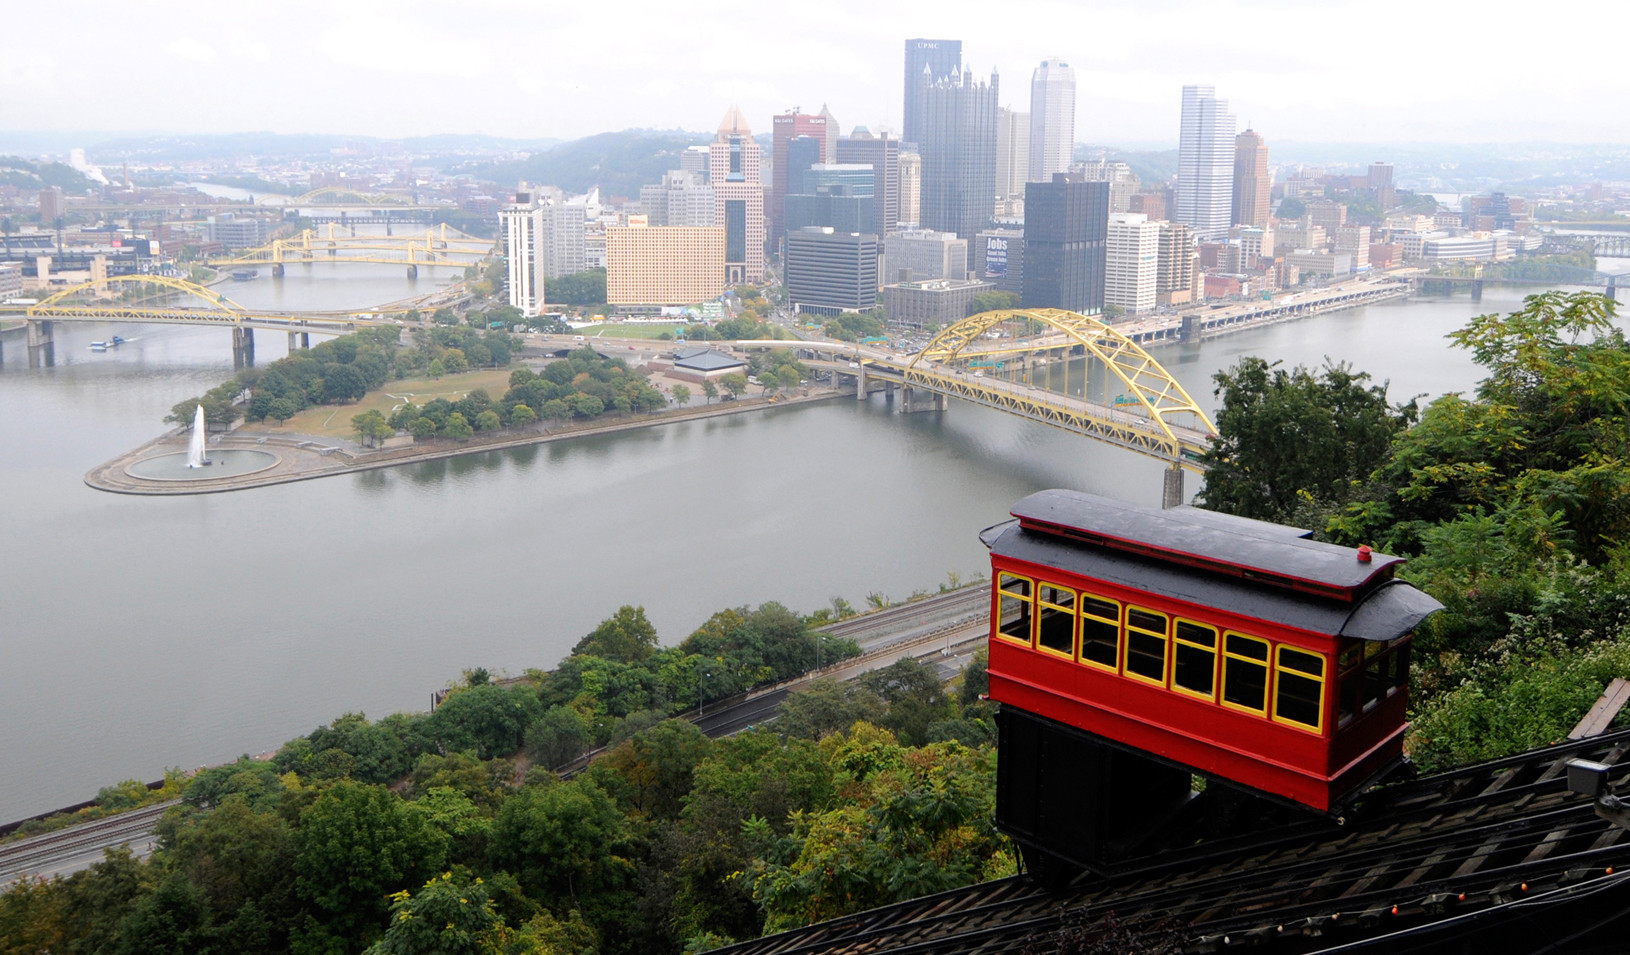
{"left": 5, "top": 0, "right": 1629, "bottom": 146}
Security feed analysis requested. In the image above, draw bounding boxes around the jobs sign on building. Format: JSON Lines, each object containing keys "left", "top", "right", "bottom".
{"left": 986, "top": 236, "right": 1008, "bottom": 278}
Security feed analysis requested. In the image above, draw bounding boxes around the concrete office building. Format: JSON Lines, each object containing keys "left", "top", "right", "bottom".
{"left": 500, "top": 201, "right": 546, "bottom": 317}
{"left": 884, "top": 228, "right": 968, "bottom": 282}
{"left": 605, "top": 221, "right": 726, "bottom": 307}
{"left": 903, "top": 38, "right": 963, "bottom": 148}
{"left": 1176, "top": 85, "right": 1236, "bottom": 242}
{"left": 898, "top": 152, "right": 922, "bottom": 228}
{"left": 836, "top": 129, "right": 900, "bottom": 239}
{"left": 784, "top": 227, "right": 879, "bottom": 316}
{"left": 1232, "top": 128, "right": 1270, "bottom": 228}
{"left": 974, "top": 228, "right": 1025, "bottom": 294}
{"left": 771, "top": 109, "right": 831, "bottom": 248}
{"left": 785, "top": 164, "right": 876, "bottom": 235}
{"left": 1106, "top": 213, "right": 1160, "bottom": 315}
{"left": 1079, "top": 159, "right": 1139, "bottom": 214}
{"left": 920, "top": 67, "right": 999, "bottom": 264}
{"left": 680, "top": 146, "right": 711, "bottom": 182}
{"left": 540, "top": 203, "right": 587, "bottom": 279}
{"left": 1022, "top": 173, "right": 1108, "bottom": 313}
{"left": 1028, "top": 58, "right": 1076, "bottom": 183}
{"left": 204, "top": 214, "right": 269, "bottom": 249}
{"left": 1156, "top": 221, "right": 1196, "bottom": 306}
{"left": 709, "top": 106, "right": 764, "bottom": 284}
{"left": 884, "top": 278, "right": 989, "bottom": 326}
{"left": 1335, "top": 226, "right": 1370, "bottom": 271}
{"left": 996, "top": 107, "right": 1030, "bottom": 203}
{"left": 639, "top": 171, "right": 714, "bottom": 229}
{"left": 1369, "top": 162, "right": 1395, "bottom": 209}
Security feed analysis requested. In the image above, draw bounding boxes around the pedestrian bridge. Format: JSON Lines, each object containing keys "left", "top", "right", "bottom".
{"left": 741, "top": 309, "right": 1219, "bottom": 503}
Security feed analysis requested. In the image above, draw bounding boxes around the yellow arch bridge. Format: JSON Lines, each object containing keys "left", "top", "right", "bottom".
{"left": 745, "top": 309, "right": 1217, "bottom": 504}
{"left": 207, "top": 224, "right": 493, "bottom": 276}
{"left": 23, "top": 275, "right": 399, "bottom": 368}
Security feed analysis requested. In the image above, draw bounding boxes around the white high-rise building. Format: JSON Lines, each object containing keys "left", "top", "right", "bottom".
{"left": 1106, "top": 213, "right": 1160, "bottom": 315}
{"left": 1176, "top": 85, "right": 1237, "bottom": 242}
{"left": 995, "top": 107, "right": 1030, "bottom": 202}
{"left": 898, "top": 151, "right": 922, "bottom": 229}
{"left": 1028, "top": 58, "right": 1075, "bottom": 183}
{"left": 501, "top": 200, "right": 546, "bottom": 317}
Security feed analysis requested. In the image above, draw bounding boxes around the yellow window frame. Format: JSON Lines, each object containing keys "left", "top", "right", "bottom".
{"left": 995, "top": 573, "right": 1034, "bottom": 648}
{"left": 1123, "top": 605, "right": 1170, "bottom": 688}
{"left": 1272, "top": 645, "right": 1328, "bottom": 733}
{"left": 1035, "top": 582, "right": 1078, "bottom": 660}
{"left": 1170, "top": 618, "right": 1219, "bottom": 701}
{"left": 1220, "top": 631, "right": 1271, "bottom": 717}
{"left": 1077, "top": 593, "right": 1122, "bottom": 672}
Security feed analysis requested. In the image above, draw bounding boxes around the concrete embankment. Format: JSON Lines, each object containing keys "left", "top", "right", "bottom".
{"left": 86, "top": 390, "right": 842, "bottom": 496}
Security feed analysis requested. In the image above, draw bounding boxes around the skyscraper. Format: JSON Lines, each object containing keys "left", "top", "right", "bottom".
{"left": 1106, "top": 213, "right": 1160, "bottom": 315}
{"left": 995, "top": 107, "right": 1030, "bottom": 203}
{"left": 817, "top": 103, "right": 841, "bottom": 163}
{"left": 920, "top": 67, "right": 1000, "bottom": 266}
{"left": 770, "top": 109, "right": 831, "bottom": 250}
{"left": 836, "top": 128, "right": 900, "bottom": 238}
{"left": 501, "top": 198, "right": 545, "bottom": 317}
{"left": 902, "top": 38, "right": 962, "bottom": 148}
{"left": 898, "top": 152, "right": 921, "bottom": 228}
{"left": 709, "top": 105, "right": 764, "bottom": 285}
{"left": 1176, "top": 85, "right": 1236, "bottom": 242}
{"left": 1028, "top": 58, "right": 1076, "bottom": 183}
{"left": 1231, "top": 128, "right": 1270, "bottom": 228}
{"left": 1022, "top": 173, "right": 1108, "bottom": 313}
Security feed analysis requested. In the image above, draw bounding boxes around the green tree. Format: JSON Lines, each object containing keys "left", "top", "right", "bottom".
{"left": 525, "top": 704, "right": 593, "bottom": 769}
{"left": 719, "top": 373, "right": 748, "bottom": 399}
{"left": 490, "top": 777, "right": 636, "bottom": 908}
{"left": 352, "top": 409, "right": 393, "bottom": 447}
{"left": 1197, "top": 357, "right": 1415, "bottom": 524}
{"left": 1277, "top": 196, "right": 1306, "bottom": 220}
{"left": 509, "top": 403, "right": 537, "bottom": 428}
{"left": 573, "top": 605, "right": 660, "bottom": 663}
{"left": 670, "top": 384, "right": 691, "bottom": 406}
{"left": 295, "top": 782, "right": 449, "bottom": 947}
{"left": 427, "top": 358, "right": 447, "bottom": 379}
{"left": 442, "top": 412, "right": 474, "bottom": 440}
{"left": 701, "top": 380, "right": 718, "bottom": 404}
{"left": 475, "top": 409, "right": 502, "bottom": 432}
{"left": 362, "top": 872, "right": 500, "bottom": 955}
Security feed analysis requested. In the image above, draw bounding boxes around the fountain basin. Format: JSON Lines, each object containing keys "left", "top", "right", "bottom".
{"left": 125, "top": 449, "right": 281, "bottom": 481}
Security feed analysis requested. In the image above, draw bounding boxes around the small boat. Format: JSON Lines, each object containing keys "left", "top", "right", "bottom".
{"left": 230, "top": 269, "right": 259, "bottom": 281}
{"left": 89, "top": 341, "right": 109, "bottom": 351}
{"left": 110, "top": 336, "right": 126, "bottom": 346}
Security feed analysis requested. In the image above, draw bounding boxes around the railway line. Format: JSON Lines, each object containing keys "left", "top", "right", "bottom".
{"left": 720, "top": 727, "right": 1630, "bottom": 954}
{"left": 0, "top": 801, "right": 176, "bottom": 885}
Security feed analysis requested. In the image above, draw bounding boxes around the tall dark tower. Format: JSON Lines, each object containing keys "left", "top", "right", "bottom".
{"left": 903, "top": 38, "right": 962, "bottom": 149}
{"left": 919, "top": 66, "right": 1000, "bottom": 266}
{"left": 1023, "top": 173, "right": 1108, "bottom": 314}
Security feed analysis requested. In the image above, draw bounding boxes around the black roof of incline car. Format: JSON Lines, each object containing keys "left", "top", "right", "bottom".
{"left": 1007, "top": 489, "right": 1405, "bottom": 601}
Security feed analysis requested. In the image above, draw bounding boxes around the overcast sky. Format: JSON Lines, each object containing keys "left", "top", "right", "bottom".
{"left": 6, "top": 0, "right": 1626, "bottom": 147}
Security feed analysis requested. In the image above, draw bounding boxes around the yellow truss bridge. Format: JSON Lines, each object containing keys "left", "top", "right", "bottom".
{"left": 207, "top": 224, "right": 493, "bottom": 273}
{"left": 758, "top": 309, "right": 1216, "bottom": 499}
{"left": 26, "top": 275, "right": 395, "bottom": 334}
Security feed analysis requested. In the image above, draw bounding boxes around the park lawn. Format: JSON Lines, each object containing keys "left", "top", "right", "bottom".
{"left": 574, "top": 323, "right": 688, "bottom": 340}
{"left": 260, "top": 367, "right": 517, "bottom": 439}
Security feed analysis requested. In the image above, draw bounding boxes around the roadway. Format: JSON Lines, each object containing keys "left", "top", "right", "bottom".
{"left": 0, "top": 801, "right": 175, "bottom": 885}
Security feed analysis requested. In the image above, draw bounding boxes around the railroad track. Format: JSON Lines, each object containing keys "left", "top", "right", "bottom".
{"left": 719, "top": 728, "right": 1630, "bottom": 954}
{"left": 0, "top": 800, "right": 178, "bottom": 885}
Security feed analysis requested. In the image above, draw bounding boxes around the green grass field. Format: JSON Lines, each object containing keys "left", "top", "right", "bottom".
{"left": 574, "top": 324, "right": 687, "bottom": 340}
{"left": 261, "top": 367, "right": 517, "bottom": 439}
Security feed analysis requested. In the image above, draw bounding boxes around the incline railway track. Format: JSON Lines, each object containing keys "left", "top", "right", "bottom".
{"left": 0, "top": 801, "right": 177, "bottom": 885}
{"left": 721, "top": 728, "right": 1630, "bottom": 954}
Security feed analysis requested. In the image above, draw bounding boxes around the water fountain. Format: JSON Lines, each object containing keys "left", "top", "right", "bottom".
{"left": 187, "top": 405, "right": 210, "bottom": 467}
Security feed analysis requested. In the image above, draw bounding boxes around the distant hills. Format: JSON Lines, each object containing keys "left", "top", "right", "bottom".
{"left": 0, "top": 156, "right": 94, "bottom": 193}
{"left": 467, "top": 129, "right": 712, "bottom": 199}
{"left": 72, "top": 132, "right": 562, "bottom": 164}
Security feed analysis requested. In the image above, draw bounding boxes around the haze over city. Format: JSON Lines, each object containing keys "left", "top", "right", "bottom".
{"left": 7, "top": 0, "right": 1630, "bottom": 144}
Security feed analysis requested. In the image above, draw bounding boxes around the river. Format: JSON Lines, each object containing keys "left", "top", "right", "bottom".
{"left": 0, "top": 263, "right": 1621, "bottom": 820}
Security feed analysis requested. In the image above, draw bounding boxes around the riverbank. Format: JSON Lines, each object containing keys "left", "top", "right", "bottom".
{"left": 85, "top": 389, "right": 842, "bottom": 495}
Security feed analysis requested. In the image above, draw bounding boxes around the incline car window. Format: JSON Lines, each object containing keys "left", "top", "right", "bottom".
{"left": 1274, "top": 646, "right": 1326, "bottom": 731}
{"left": 1222, "top": 633, "right": 1270, "bottom": 714}
{"left": 1079, "top": 595, "right": 1120, "bottom": 669}
{"left": 1037, "top": 583, "right": 1076, "bottom": 657}
{"left": 997, "top": 574, "right": 1032, "bottom": 645}
{"left": 1172, "top": 620, "right": 1218, "bottom": 698}
{"left": 1125, "top": 607, "right": 1169, "bottom": 684}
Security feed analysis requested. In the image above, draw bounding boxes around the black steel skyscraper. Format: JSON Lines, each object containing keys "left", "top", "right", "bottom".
{"left": 1022, "top": 173, "right": 1108, "bottom": 314}
{"left": 903, "top": 38, "right": 962, "bottom": 149}
{"left": 919, "top": 67, "right": 999, "bottom": 265}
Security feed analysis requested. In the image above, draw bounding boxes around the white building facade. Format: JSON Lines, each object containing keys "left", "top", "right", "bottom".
{"left": 1176, "top": 85, "right": 1236, "bottom": 242}
{"left": 1106, "top": 213, "right": 1160, "bottom": 314}
{"left": 1028, "top": 58, "right": 1076, "bottom": 183}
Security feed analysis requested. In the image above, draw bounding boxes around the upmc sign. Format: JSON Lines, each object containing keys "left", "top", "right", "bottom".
{"left": 986, "top": 237, "right": 1008, "bottom": 277}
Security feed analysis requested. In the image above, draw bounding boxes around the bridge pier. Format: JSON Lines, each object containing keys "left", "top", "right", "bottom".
{"left": 1471, "top": 279, "right": 1483, "bottom": 303}
{"left": 271, "top": 263, "right": 284, "bottom": 278}
{"left": 1161, "top": 465, "right": 1185, "bottom": 510}
{"left": 26, "top": 319, "right": 53, "bottom": 368}
{"left": 1607, "top": 277, "right": 1618, "bottom": 303}
{"left": 406, "top": 264, "right": 418, "bottom": 279}
{"left": 1179, "top": 314, "right": 1201, "bottom": 342}
{"left": 232, "top": 327, "right": 255, "bottom": 369}
{"left": 900, "top": 386, "right": 947, "bottom": 413}
{"left": 856, "top": 364, "right": 866, "bottom": 400}
{"left": 287, "top": 331, "right": 311, "bottom": 351}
